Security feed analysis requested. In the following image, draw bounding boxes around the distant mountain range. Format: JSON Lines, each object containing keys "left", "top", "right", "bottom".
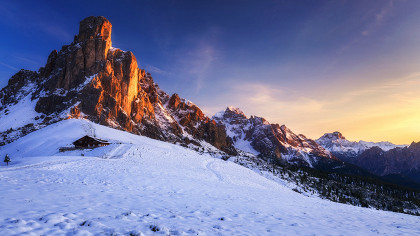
{"left": 1, "top": 16, "right": 420, "bottom": 186}
{"left": 316, "top": 131, "right": 406, "bottom": 161}
{"left": 317, "top": 132, "right": 420, "bottom": 185}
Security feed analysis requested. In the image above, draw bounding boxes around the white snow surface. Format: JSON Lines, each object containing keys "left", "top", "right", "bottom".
{"left": 0, "top": 119, "right": 419, "bottom": 235}
{"left": 359, "top": 140, "right": 406, "bottom": 151}
{"left": 232, "top": 137, "right": 260, "bottom": 156}
{"left": 223, "top": 121, "right": 260, "bottom": 156}
{"left": 0, "top": 94, "right": 41, "bottom": 133}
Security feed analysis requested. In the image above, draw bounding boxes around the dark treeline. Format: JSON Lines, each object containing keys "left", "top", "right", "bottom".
{"left": 233, "top": 155, "right": 420, "bottom": 216}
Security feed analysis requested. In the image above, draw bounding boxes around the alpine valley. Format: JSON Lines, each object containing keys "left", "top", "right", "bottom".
{"left": 1, "top": 16, "right": 420, "bottom": 235}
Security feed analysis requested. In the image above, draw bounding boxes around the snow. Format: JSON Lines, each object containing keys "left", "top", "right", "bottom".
{"left": 212, "top": 110, "right": 225, "bottom": 120}
{"left": 77, "top": 74, "right": 97, "bottom": 91}
{"left": 155, "top": 102, "right": 176, "bottom": 125}
{"left": 233, "top": 138, "right": 259, "bottom": 156}
{"left": 109, "top": 47, "right": 124, "bottom": 53}
{"left": 360, "top": 140, "right": 406, "bottom": 151}
{"left": 0, "top": 119, "right": 420, "bottom": 235}
{"left": 223, "top": 121, "right": 260, "bottom": 156}
{"left": 226, "top": 106, "right": 246, "bottom": 117}
{"left": 0, "top": 94, "right": 41, "bottom": 133}
{"left": 317, "top": 133, "right": 407, "bottom": 156}
{"left": 213, "top": 109, "right": 260, "bottom": 156}
{"left": 180, "top": 98, "right": 196, "bottom": 107}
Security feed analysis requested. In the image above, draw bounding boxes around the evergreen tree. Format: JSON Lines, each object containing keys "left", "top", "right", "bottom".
{"left": 4, "top": 154, "right": 10, "bottom": 166}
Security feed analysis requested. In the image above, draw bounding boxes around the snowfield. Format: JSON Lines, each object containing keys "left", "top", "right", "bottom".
{"left": 0, "top": 119, "right": 419, "bottom": 235}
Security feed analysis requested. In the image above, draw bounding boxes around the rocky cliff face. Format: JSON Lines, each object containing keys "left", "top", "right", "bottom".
{"left": 0, "top": 16, "right": 235, "bottom": 154}
{"left": 213, "top": 107, "right": 336, "bottom": 166}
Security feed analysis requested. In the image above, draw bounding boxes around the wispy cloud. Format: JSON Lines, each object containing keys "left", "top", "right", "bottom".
{"left": 223, "top": 82, "right": 326, "bottom": 122}
{"left": 0, "top": 1, "right": 71, "bottom": 42}
{"left": 13, "top": 55, "right": 43, "bottom": 66}
{"left": 173, "top": 28, "right": 221, "bottom": 94}
{"left": 183, "top": 42, "right": 217, "bottom": 93}
{"left": 360, "top": 0, "right": 394, "bottom": 36}
{"left": 0, "top": 61, "right": 18, "bottom": 71}
{"left": 336, "top": 0, "right": 394, "bottom": 55}
{"left": 145, "top": 64, "right": 169, "bottom": 75}
{"left": 38, "top": 22, "right": 72, "bottom": 42}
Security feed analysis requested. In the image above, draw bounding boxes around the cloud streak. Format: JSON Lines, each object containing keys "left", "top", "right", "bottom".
{"left": 0, "top": 61, "right": 18, "bottom": 71}
{"left": 0, "top": 1, "right": 71, "bottom": 42}
{"left": 170, "top": 27, "right": 221, "bottom": 94}
{"left": 360, "top": 0, "right": 394, "bottom": 36}
{"left": 145, "top": 64, "right": 169, "bottom": 75}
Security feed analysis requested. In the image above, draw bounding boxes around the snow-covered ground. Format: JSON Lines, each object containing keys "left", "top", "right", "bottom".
{"left": 0, "top": 93, "right": 41, "bottom": 133}
{"left": 0, "top": 119, "right": 419, "bottom": 235}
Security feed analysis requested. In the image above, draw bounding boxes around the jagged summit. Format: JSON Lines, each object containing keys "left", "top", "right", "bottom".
{"left": 410, "top": 141, "right": 420, "bottom": 150}
{"left": 213, "top": 106, "right": 246, "bottom": 120}
{"left": 78, "top": 16, "right": 112, "bottom": 43}
{"left": 319, "top": 131, "right": 346, "bottom": 140}
{"left": 0, "top": 16, "right": 235, "bottom": 155}
{"left": 213, "top": 106, "right": 336, "bottom": 166}
{"left": 226, "top": 106, "right": 246, "bottom": 116}
{"left": 316, "top": 131, "right": 406, "bottom": 162}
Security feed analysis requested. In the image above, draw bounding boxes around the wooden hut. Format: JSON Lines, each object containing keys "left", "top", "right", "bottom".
{"left": 73, "top": 135, "right": 110, "bottom": 148}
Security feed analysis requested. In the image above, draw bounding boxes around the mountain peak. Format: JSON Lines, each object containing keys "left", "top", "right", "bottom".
{"left": 77, "top": 16, "right": 112, "bottom": 45}
{"left": 226, "top": 106, "right": 246, "bottom": 116}
{"left": 320, "top": 131, "right": 346, "bottom": 140}
{"left": 0, "top": 16, "right": 237, "bottom": 156}
{"left": 409, "top": 141, "right": 420, "bottom": 150}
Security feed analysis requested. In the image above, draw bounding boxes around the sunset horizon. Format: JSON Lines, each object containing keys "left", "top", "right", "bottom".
{"left": 1, "top": 0, "right": 419, "bottom": 144}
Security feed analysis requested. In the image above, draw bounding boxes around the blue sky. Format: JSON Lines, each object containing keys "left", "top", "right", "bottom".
{"left": 1, "top": 0, "right": 420, "bottom": 143}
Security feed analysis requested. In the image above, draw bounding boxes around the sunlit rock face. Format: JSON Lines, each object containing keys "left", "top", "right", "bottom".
{"left": 0, "top": 16, "right": 236, "bottom": 155}
{"left": 35, "top": 16, "right": 149, "bottom": 131}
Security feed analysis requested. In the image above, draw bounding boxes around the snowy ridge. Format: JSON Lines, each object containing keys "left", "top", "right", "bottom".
{"left": 0, "top": 94, "right": 41, "bottom": 133}
{"left": 0, "top": 72, "right": 106, "bottom": 146}
{"left": 0, "top": 67, "right": 225, "bottom": 155}
{"left": 1, "top": 119, "right": 419, "bottom": 235}
{"left": 316, "top": 131, "right": 406, "bottom": 160}
{"left": 213, "top": 107, "right": 259, "bottom": 156}
{"left": 213, "top": 107, "right": 335, "bottom": 166}
{"left": 359, "top": 140, "right": 406, "bottom": 151}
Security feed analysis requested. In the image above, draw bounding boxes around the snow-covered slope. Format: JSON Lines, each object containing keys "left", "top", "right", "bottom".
{"left": 1, "top": 119, "right": 419, "bottom": 235}
{"left": 316, "top": 131, "right": 406, "bottom": 161}
{"left": 213, "top": 107, "right": 336, "bottom": 166}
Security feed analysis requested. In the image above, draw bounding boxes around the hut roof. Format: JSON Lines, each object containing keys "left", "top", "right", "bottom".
{"left": 73, "top": 135, "right": 110, "bottom": 146}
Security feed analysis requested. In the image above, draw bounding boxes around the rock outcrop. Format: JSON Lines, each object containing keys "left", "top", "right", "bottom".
{"left": 0, "top": 16, "right": 235, "bottom": 155}
{"left": 213, "top": 107, "right": 336, "bottom": 166}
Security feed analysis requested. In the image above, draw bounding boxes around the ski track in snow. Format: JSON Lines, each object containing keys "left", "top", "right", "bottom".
{"left": 0, "top": 119, "right": 419, "bottom": 235}
{"left": 205, "top": 160, "right": 224, "bottom": 182}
